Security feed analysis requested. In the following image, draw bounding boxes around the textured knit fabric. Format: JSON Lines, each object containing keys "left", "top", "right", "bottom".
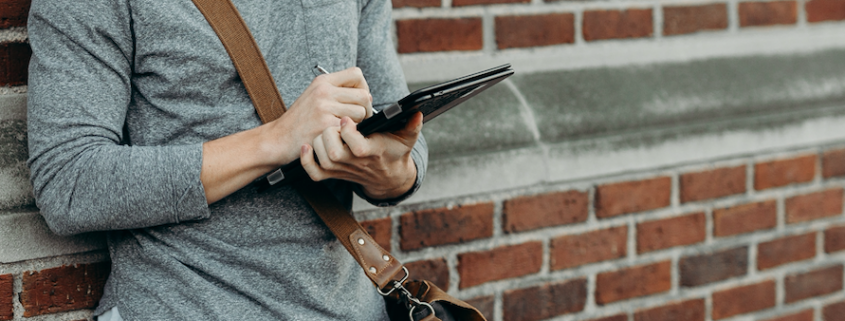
{"left": 26, "top": 0, "right": 427, "bottom": 320}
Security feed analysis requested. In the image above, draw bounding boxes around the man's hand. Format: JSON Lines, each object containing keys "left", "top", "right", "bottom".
{"left": 300, "top": 112, "right": 423, "bottom": 200}
{"left": 266, "top": 67, "right": 374, "bottom": 165}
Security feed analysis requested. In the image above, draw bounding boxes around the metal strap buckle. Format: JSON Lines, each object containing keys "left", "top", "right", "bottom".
{"left": 377, "top": 267, "right": 436, "bottom": 320}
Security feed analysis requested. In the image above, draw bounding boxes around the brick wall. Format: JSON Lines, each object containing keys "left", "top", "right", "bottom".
{"left": 3, "top": 0, "right": 845, "bottom": 321}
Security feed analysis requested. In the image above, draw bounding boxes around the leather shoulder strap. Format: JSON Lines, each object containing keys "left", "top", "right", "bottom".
{"left": 191, "top": 0, "right": 406, "bottom": 290}
{"left": 192, "top": 0, "right": 286, "bottom": 123}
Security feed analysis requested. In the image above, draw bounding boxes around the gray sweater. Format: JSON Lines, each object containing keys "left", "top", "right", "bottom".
{"left": 26, "top": 0, "right": 427, "bottom": 319}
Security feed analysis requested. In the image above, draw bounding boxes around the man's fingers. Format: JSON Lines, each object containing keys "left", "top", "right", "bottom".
{"left": 340, "top": 117, "right": 373, "bottom": 157}
{"left": 322, "top": 67, "right": 369, "bottom": 91}
{"left": 299, "top": 144, "right": 327, "bottom": 181}
{"left": 322, "top": 126, "right": 351, "bottom": 164}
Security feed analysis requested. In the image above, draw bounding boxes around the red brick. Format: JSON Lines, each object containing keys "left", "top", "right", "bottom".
{"left": 495, "top": 13, "right": 575, "bottom": 49}
{"left": 739, "top": 1, "right": 798, "bottom": 27}
{"left": 587, "top": 315, "right": 628, "bottom": 321}
{"left": 400, "top": 202, "right": 493, "bottom": 251}
{"left": 20, "top": 262, "right": 110, "bottom": 317}
{"left": 824, "top": 149, "right": 845, "bottom": 178}
{"left": 583, "top": 9, "right": 653, "bottom": 41}
{"left": 0, "top": 274, "right": 11, "bottom": 321}
{"left": 595, "top": 261, "right": 671, "bottom": 304}
{"left": 807, "top": 0, "right": 845, "bottom": 23}
{"left": 550, "top": 226, "right": 627, "bottom": 270}
{"left": 713, "top": 200, "right": 777, "bottom": 237}
{"left": 458, "top": 242, "right": 542, "bottom": 288}
{"left": 0, "top": 0, "right": 31, "bottom": 28}
{"left": 680, "top": 247, "right": 748, "bottom": 287}
{"left": 785, "top": 265, "right": 843, "bottom": 303}
{"left": 454, "top": 0, "right": 526, "bottom": 7}
{"left": 786, "top": 188, "right": 843, "bottom": 223}
{"left": 757, "top": 233, "right": 816, "bottom": 270}
{"left": 596, "top": 177, "right": 671, "bottom": 218}
{"left": 465, "top": 296, "right": 494, "bottom": 321}
{"left": 755, "top": 155, "right": 816, "bottom": 190}
{"left": 406, "top": 258, "right": 449, "bottom": 291}
{"left": 0, "top": 42, "right": 31, "bottom": 86}
{"left": 663, "top": 4, "right": 728, "bottom": 36}
{"left": 503, "top": 190, "right": 587, "bottom": 233}
{"left": 391, "top": 0, "right": 439, "bottom": 8}
{"left": 711, "top": 280, "right": 776, "bottom": 320}
{"left": 361, "top": 218, "right": 391, "bottom": 252}
{"left": 826, "top": 225, "right": 845, "bottom": 253}
{"left": 503, "top": 279, "right": 586, "bottom": 321}
{"left": 761, "top": 309, "right": 814, "bottom": 321}
{"left": 396, "top": 18, "right": 483, "bottom": 53}
{"left": 637, "top": 212, "right": 706, "bottom": 253}
{"left": 680, "top": 165, "right": 745, "bottom": 203}
{"left": 634, "top": 299, "right": 705, "bottom": 321}
{"left": 824, "top": 301, "right": 845, "bottom": 321}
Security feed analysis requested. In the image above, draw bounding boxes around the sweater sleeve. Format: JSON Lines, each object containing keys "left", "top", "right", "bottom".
{"left": 353, "top": 0, "right": 428, "bottom": 206}
{"left": 26, "top": 0, "right": 211, "bottom": 236}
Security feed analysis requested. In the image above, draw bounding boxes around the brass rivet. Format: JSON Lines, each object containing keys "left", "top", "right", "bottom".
{"left": 358, "top": 238, "right": 365, "bottom": 245}
{"left": 369, "top": 267, "right": 377, "bottom": 273}
{"left": 383, "top": 255, "right": 390, "bottom": 261}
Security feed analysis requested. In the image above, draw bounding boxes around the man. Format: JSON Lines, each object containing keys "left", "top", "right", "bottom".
{"left": 26, "top": 0, "right": 427, "bottom": 319}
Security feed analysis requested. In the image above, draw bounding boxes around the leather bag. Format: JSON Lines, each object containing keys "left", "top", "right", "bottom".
{"left": 189, "top": 0, "right": 486, "bottom": 320}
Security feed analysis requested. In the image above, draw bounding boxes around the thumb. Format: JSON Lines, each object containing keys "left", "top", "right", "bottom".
{"left": 392, "top": 112, "right": 423, "bottom": 144}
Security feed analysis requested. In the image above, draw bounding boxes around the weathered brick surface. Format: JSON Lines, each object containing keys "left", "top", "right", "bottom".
{"left": 587, "top": 315, "right": 628, "bottom": 321}
{"left": 550, "top": 226, "right": 627, "bottom": 270}
{"left": 680, "top": 165, "right": 745, "bottom": 203}
{"left": 503, "top": 190, "right": 587, "bottom": 233}
{"left": 406, "top": 258, "right": 449, "bottom": 291}
{"left": 0, "top": 274, "right": 11, "bottom": 321}
{"left": 711, "top": 280, "right": 776, "bottom": 320}
{"left": 0, "top": 42, "right": 31, "bottom": 86}
{"left": 361, "top": 217, "right": 391, "bottom": 251}
{"left": 20, "top": 262, "right": 111, "bottom": 317}
{"left": 806, "top": 0, "right": 845, "bottom": 23}
{"left": 761, "top": 309, "right": 814, "bottom": 321}
{"left": 502, "top": 279, "right": 587, "bottom": 321}
{"left": 495, "top": 13, "right": 575, "bottom": 49}
{"left": 458, "top": 242, "right": 542, "bottom": 288}
{"left": 680, "top": 247, "right": 748, "bottom": 287}
{"left": 784, "top": 265, "right": 843, "bottom": 303}
{"left": 396, "top": 18, "right": 483, "bottom": 53}
{"left": 637, "top": 212, "right": 706, "bottom": 253}
{"left": 754, "top": 155, "right": 815, "bottom": 190}
{"left": 757, "top": 233, "right": 816, "bottom": 270}
{"left": 595, "top": 261, "right": 671, "bottom": 304}
{"left": 786, "top": 188, "right": 843, "bottom": 223}
{"left": 0, "top": 0, "right": 31, "bottom": 28}
{"left": 826, "top": 225, "right": 845, "bottom": 253}
{"left": 824, "top": 301, "right": 845, "bottom": 321}
{"left": 400, "top": 202, "right": 494, "bottom": 251}
{"left": 634, "top": 299, "right": 705, "bottom": 321}
{"left": 465, "top": 295, "right": 494, "bottom": 321}
{"left": 453, "top": 0, "right": 526, "bottom": 7}
{"left": 391, "top": 0, "right": 439, "bottom": 8}
{"left": 824, "top": 149, "right": 845, "bottom": 178}
{"left": 595, "top": 177, "right": 671, "bottom": 218}
{"left": 583, "top": 9, "right": 653, "bottom": 41}
{"left": 739, "top": 1, "right": 798, "bottom": 27}
{"left": 663, "top": 4, "right": 728, "bottom": 36}
{"left": 713, "top": 200, "right": 777, "bottom": 237}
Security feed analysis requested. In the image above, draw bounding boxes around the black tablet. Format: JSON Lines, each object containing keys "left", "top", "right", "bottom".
{"left": 256, "top": 63, "right": 515, "bottom": 190}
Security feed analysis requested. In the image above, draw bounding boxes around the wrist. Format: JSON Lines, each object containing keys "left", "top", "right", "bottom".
{"left": 362, "top": 158, "right": 417, "bottom": 200}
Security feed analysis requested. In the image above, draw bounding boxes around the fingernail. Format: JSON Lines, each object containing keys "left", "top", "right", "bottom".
{"left": 301, "top": 144, "right": 308, "bottom": 155}
{"left": 340, "top": 117, "right": 348, "bottom": 126}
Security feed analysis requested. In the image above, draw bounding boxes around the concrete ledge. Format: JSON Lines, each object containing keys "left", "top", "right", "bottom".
{"left": 0, "top": 211, "right": 106, "bottom": 264}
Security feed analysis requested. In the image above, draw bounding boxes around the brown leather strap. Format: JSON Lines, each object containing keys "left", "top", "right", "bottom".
{"left": 192, "top": 0, "right": 405, "bottom": 290}
{"left": 192, "top": 0, "right": 285, "bottom": 123}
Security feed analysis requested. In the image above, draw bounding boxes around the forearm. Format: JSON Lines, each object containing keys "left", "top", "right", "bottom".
{"left": 201, "top": 123, "right": 296, "bottom": 204}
